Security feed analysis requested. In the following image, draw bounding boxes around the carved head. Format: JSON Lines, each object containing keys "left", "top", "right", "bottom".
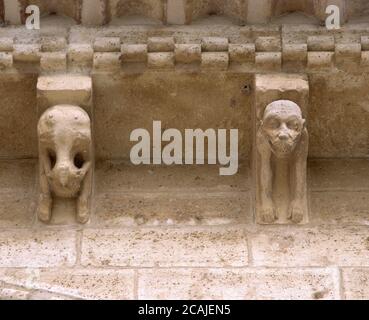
{"left": 38, "top": 105, "right": 92, "bottom": 198}
{"left": 261, "top": 100, "right": 305, "bottom": 158}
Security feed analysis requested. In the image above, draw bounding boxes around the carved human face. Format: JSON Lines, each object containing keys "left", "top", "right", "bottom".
{"left": 261, "top": 101, "right": 305, "bottom": 158}
{"left": 38, "top": 105, "right": 91, "bottom": 198}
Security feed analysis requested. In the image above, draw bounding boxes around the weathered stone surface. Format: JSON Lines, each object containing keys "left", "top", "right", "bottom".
{"left": 308, "top": 73, "right": 369, "bottom": 158}
{"left": 0, "top": 286, "right": 29, "bottom": 300}
{"left": 309, "top": 160, "right": 369, "bottom": 191}
{"left": 93, "top": 72, "right": 253, "bottom": 160}
{"left": 310, "top": 191, "right": 369, "bottom": 225}
{"left": 93, "top": 192, "right": 251, "bottom": 226}
{"left": 0, "top": 269, "right": 135, "bottom": 300}
{"left": 0, "top": 74, "right": 38, "bottom": 158}
{"left": 251, "top": 226, "right": 369, "bottom": 267}
{"left": 37, "top": 75, "right": 92, "bottom": 113}
{"left": 81, "top": 227, "right": 248, "bottom": 267}
{"left": 37, "top": 105, "right": 93, "bottom": 224}
{"left": 0, "top": 230, "right": 76, "bottom": 267}
{"left": 40, "top": 52, "right": 67, "bottom": 72}
{"left": 95, "top": 161, "right": 250, "bottom": 193}
{"left": 0, "top": 160, "right": 36, "bottom": 193}
{"left": 0, "top": 193, "right": 35, "bottom": 228}
{"left": 342, "top": 268, "right": 369, "bottom": 300}
{"left": 138, "top": 268, "right": 339, "bottom": 300}
{"left": 0, "top": 52, "right": 13, "bottom": 69}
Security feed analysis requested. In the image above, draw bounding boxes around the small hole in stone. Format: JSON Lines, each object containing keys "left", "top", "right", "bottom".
{"left": 74, "top": 153, "right": 85, "bottom": 169}
{"left": 242, "top": 84, "right": 251, "bottom": 94}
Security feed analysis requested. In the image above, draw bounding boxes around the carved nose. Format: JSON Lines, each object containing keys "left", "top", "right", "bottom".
{"left": 278, "top": 132, "right": 289, "bottom": 140}
{"left": 57, "top": 164, "right": 70, "bottom": 187}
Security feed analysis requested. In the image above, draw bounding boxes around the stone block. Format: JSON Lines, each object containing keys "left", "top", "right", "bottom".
{"left": 81, "top": 227, "right": 248, "bottom": 267}
{"left": 41, "top": 37, "right": 67, "bottom": 52}
{"left": 307, "top": 52, "right": 334, "bottom": 70}
{"left": 37, "top": 75, "right": 92, "bottom": 114}
{"left": 335, "top": 43, "right": 361, "bottom": 63}
{"left": 94, "top": 37, "right": 121, "bottom": 52}
{"left": 40, "top": 52, "right": 67, "bottom": 72}
{"left": 283, "top": 43, "right": 307, "bottom": 62}
{"left": 0, "top": 230, "right": 76, "bottom": 267}
{"left": 121, "top": 44, "right": 148, "bottom": 63}
{"left": 0, "top": 269, "right": 135, "bottom": 300}
{"left": 138, "top": 268, "right": 339, "bottom": 300}
{"left": 307, "top": 36, "right": 335, "bottom": 52}
{"left": 175, "top": 44, "right": 201, "bottom": 64}
{"left": 0, "top": 287, "right": 29, "bottom": 300}
{"left": 0, "top": 37, "right": 14, "bottom": 51}
{"left": 201, "top": 37, "right": 229, "bottom": 52}
{"left": 13, "top": 44, "right": 40, "bottom": 63}
{"left": 93, "top": 52, "right": 121, "bottom": 71}
{"left": 201, "top": 52, "right": 229, "bottom": 71}
{"left": 251, "top": 226, "right": 369, "bottom": 267}
{"left": 148, "top": 52, "right": 175, "bottom": 69}
{"left": 255, "top": 37, "right": 281, "bottom": 52}
{"left": 148, "top": 37, "right": 175, "bottom": 52}
{"left": 68, "top": 44, "right": 94, "bottom": 68}
{"left": 229, "top": 44, "right": 255, "bottom": 62}
{"left": 342, "top": 268, "right": 369, "bottom": 300}
{"left": 255, "top": 52, "right": 281, "bottom": 71}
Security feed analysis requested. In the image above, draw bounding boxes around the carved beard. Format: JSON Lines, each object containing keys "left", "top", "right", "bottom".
{"left": 268, "top": 136, "right": 299, "bottom": 158}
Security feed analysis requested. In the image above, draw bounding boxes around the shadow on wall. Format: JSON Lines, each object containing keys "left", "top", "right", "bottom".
{"left": 26, "top": 0, "right": 81, "bottom": 23}
{"left": 109, "top": 0, "right": 165, "bottom": 25}
{"left": 189, "top": 0, "right": 248, "bottom": 25}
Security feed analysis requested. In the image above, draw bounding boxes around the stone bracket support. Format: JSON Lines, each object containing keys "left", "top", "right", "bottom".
{"left": 253, "top": 73, "right": 309, "bottom": 224}
{"left": 36, "top": 75, "right": 94, "bottom": 224}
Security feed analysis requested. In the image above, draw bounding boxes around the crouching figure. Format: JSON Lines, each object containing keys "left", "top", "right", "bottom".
{"left": 37, "top": 105, "right": 92, "bottom": 223}
{"left": 256, "top": 100, "right": 309, "bottom": 224}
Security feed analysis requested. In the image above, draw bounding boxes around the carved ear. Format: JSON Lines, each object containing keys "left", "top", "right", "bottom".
{"left": 259, "top": 119, "right": 264, "bottom": 128}
{"left": 301, "top": 119, "right": 306, "bottom": 129}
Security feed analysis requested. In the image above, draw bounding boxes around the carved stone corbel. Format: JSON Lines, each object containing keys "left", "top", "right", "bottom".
{"left": 36, "top": 75, "right": 93, "bottom": 224}
{"left": 253, "top": 74, "right": 309, "bottom": 224}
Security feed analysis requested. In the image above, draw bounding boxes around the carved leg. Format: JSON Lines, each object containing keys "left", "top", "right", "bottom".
{"left": 38, "top": 148, "right": 52, "bottom": 222}
{"left": 76, "top": 161, "right": 92, "bottom": 224}
{"left": 257, "top": 130, "right": 276, "bottom": 223}
{"left": 288, "top": 129, "right": 309, "bottom": 223}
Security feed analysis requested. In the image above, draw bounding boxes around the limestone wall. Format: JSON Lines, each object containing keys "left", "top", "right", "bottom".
{"left": 0, "top": 0, "right": 369, "bottom": 300}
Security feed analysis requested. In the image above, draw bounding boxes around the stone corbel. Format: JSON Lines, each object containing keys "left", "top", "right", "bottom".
{"left": 36, "top": 75, "right": 94, "bottom": 224}
{"left": 253, "top": 74, "right": 309, "bottom": 224}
